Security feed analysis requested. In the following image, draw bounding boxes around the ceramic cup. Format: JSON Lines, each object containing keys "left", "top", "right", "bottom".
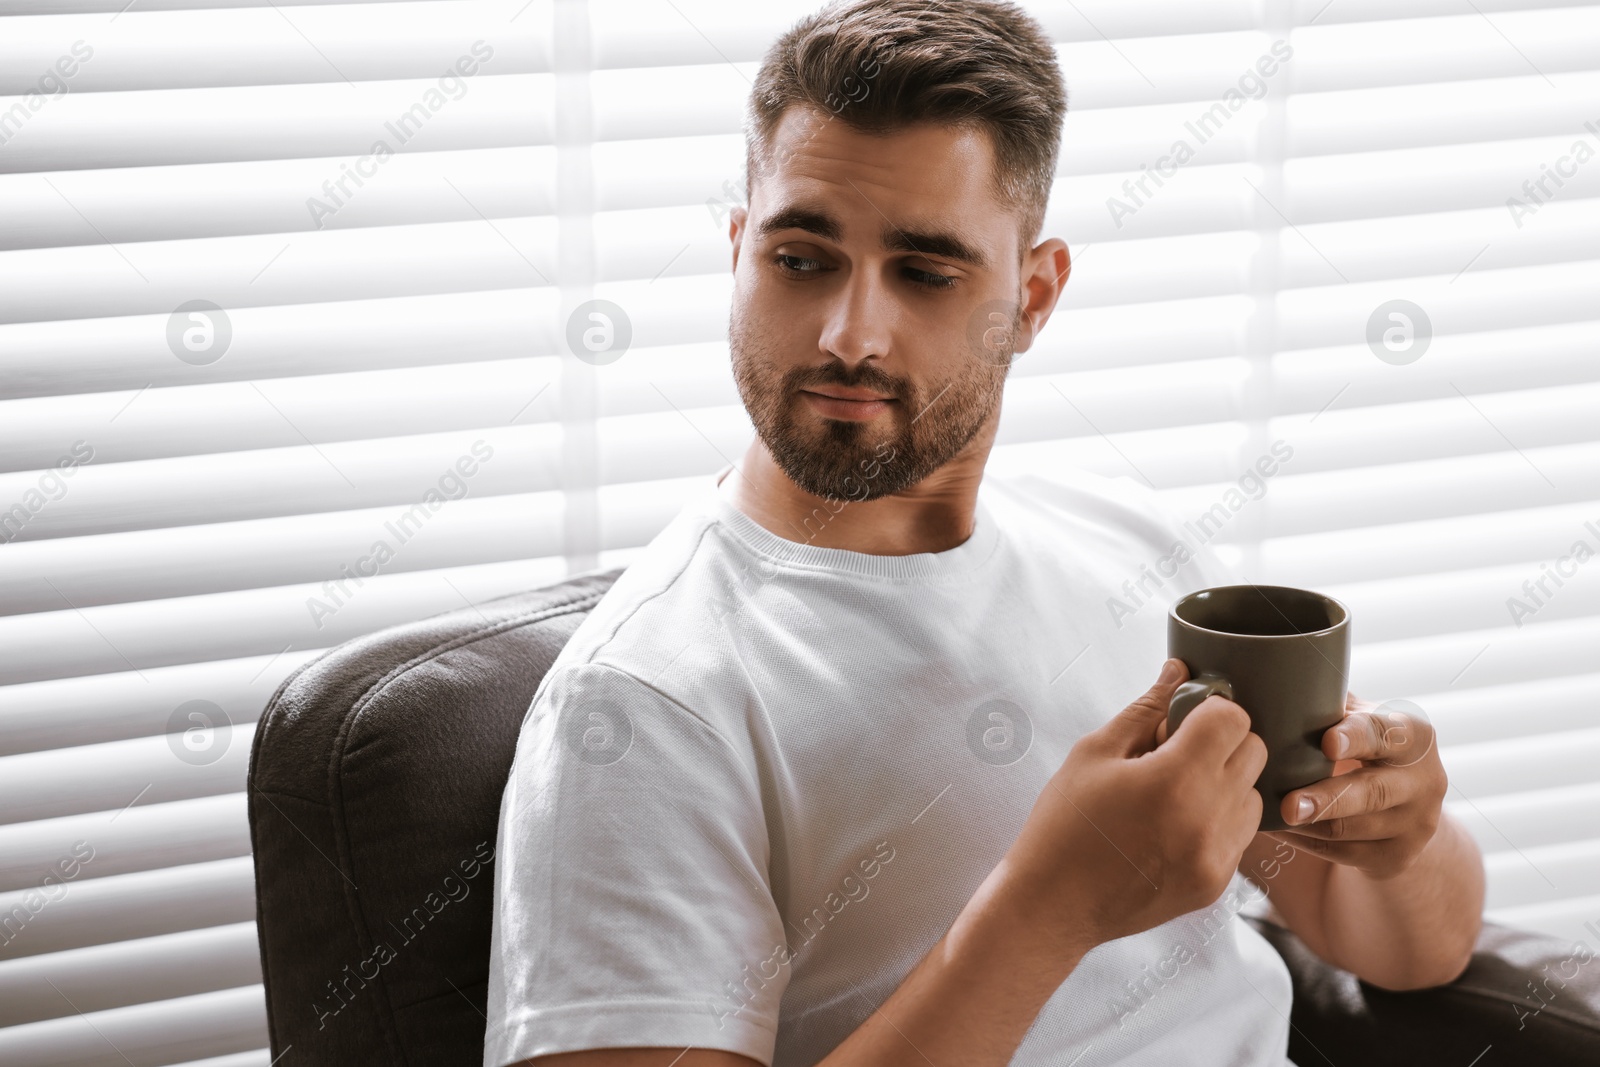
{"left": 1167, "top": 583, "right": 1351, "bottom": 831}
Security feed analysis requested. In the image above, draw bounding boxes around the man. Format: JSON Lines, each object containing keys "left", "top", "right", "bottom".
{"left": 483, "top": 2, "right": 1485, "bottom": 1064}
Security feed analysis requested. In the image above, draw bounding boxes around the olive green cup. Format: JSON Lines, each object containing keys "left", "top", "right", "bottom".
{"left": 1167, "top": 584, "right": 1351, "bottom": 831}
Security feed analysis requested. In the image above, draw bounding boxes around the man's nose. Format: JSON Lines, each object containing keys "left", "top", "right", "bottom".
{"left": 817, "top": 265, "right": 893, "bottom": 366}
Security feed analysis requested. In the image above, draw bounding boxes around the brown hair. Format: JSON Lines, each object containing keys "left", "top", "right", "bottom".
{"left": 745, "top": 0, "right": 1068, "bottom": 260}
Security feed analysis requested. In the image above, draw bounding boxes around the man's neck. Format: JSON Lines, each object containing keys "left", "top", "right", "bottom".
{"left": 720, "top": 441, "right": 987, "bottom": 556}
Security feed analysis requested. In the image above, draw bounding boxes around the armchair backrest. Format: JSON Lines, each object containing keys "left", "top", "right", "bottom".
{"left": 248, "top": 568, "right": 624, "bottom": 1065}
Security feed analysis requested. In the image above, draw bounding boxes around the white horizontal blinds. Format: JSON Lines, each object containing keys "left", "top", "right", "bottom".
{"left": 0, "top": 1, "right": 560, "bottom": 1064}
{"left": 1115, "top": 5, "right": 1600, "bottom": 945}
{"left": 1280, "top": 5, "right": 1600, "bottom": 949}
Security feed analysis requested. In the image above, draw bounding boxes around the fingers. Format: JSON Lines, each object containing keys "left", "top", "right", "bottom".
{"left": 1102, "top": 658, "right": 1190, "bottom": 757}
{"left": 1323, "top": 709, "right": 1436, "bottom": 766}
{"left": 1161, "top": 692, "right": 1253, "bottom": 767}
{"left": 1234, "top": 786, "right": 1265, "bottom": 849}
{"left": 1263, "top": 826, "right": 1422, "bottom": 877}
{"left": 1280, "top": 765, "right": 1413, "bottom": 829}
{"left": 1272, "top": 814, "right": 1410, "bottom": 850}
{"left": 1224, "top": 728, "right": 1268, "bottom": 784}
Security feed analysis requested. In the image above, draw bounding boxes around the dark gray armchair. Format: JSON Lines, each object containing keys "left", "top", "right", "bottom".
{"left": 248, "top": 568, "right": 1600, "bottom": 1065}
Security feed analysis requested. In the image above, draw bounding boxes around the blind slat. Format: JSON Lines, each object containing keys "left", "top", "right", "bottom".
{"left": 1446, "top": 782, "right": 1600, "bottom": 854}
{"left": 0, "top": 729, "right": 254, "bottom": 828}
{"left": 0, "top": 653, "right": 314, "bottom": 760}
{"left": 0, "top": 858, "right": 254, "bottom": 963}
{"left": 0, "top": 556, "right": 567, "bottom": 685}
{"left": 1330, "top": 562, "right": 1600, "bottom": 645}
{"left": 1353, "top": 614, "right": 1600, "bottom": 698}
{"left": 0, "top": 219, "right": 556, "bottom": 327}
{"left": 0, "top": 75, "right": 550, "bottom": 174}
{"left": 0, "top": 288, "right": 558, "bottom": 402}
{"left": 0, "top": 427, "right": 554, "bottom": 542}
{"left": 0, "top": 1, "right": 543, "bottom": 94}
{"left": 0, "top": 357, "right": 556, "bottom": 473}
{"left": 1483, "top": 839, "right": 1600, "bottom": 911}
{"left": 1262, "top": 502, "right": 1600, "bottom": 586}
{"left": 0, "top": 147, "right": 552, "bottom": 253}
{"left": 0, "top": 794, "right": 248, "bottom": 894}
{"left": 2, "top": 495, "right": 567, "bottom": 613}
{"left": 0, "top": 984, "right": 264, "bottom": 1067}
{"left": 0, "top": 922, "right": 259, "bottom": 1029}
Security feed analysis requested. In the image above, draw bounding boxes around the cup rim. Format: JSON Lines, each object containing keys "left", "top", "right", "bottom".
{"left": 1169, "top": 583, "right": 1349, "bottom": 639}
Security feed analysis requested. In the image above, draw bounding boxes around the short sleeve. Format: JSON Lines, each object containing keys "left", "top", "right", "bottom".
{"left": 483, "top": 661, "right": 788, "bottom": 1067}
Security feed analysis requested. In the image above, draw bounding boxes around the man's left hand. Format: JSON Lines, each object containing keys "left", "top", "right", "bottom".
{"left": 1268, "top": 692, "right": 1448, "bottom": 880}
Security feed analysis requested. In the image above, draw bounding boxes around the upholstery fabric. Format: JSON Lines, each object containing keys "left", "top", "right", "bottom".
{"left": 1249, "top": 913, "right": 1600, "bottom": 1065}
{"left": 249, "top": 568, "right": 625, "bottom": 1065}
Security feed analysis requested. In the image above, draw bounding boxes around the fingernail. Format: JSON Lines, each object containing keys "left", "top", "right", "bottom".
{"left": 1294, "top": 797, "right": 1315, "bottom": 824}
{"left": 1159, "top": 658, "right": 1182, "bottom": 684}
{"left": 1331, "top": 731, "right": 1349, "bottom": 759}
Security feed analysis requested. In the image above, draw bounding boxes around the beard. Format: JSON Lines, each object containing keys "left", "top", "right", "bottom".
{"left": 729, "top": 299, "right": 1016, "bottom": 502}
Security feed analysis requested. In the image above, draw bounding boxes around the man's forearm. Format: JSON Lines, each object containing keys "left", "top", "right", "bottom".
{"left": 1314, "top": 811, "right": 1486, "bottom": 990}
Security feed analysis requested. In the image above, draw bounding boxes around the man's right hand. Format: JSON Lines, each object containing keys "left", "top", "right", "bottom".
{"left": 1004, "top": 657, "right": 1267, "bottom": 955}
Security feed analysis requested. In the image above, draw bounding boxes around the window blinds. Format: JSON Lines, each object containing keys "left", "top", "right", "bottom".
{"left": 0, "top": 0, "right": 1597, "bottom": 1062}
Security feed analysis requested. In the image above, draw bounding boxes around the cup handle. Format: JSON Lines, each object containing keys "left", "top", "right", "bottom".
{"left": 1168, "top": 673, "right": 1236, "bottom": 738}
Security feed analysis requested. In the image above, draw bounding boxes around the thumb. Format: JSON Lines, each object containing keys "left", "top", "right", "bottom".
{"left": 1098, "top": 658, "right": 1188, "bottom": 758}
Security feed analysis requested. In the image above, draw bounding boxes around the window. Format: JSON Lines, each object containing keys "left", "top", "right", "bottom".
{"left": 1, "top": 0, "right": 1597, "bottom": 1060}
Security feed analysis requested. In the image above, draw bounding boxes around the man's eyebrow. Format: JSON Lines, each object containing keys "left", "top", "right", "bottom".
{"left": 881, "top": 225, "right": 990, "bottom": 270}
{"left": 756, "top": 205, "right": 990, "bottom": 270}
{"left": 757, "top": 207, "right": 843, "bottom": 243}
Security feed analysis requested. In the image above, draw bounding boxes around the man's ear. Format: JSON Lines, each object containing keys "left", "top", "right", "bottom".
{"left": 1014, "top": 237, "right": 1070, "bottom": 355}
{"left": 729, "top": 205, "right": 747, "bottom": 273}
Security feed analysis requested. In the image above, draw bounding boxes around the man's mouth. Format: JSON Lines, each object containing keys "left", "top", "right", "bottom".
{"left": 799, "top": 388, "right": 896, "bottom": 421}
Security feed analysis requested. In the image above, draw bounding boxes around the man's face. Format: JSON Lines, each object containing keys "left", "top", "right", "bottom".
{"left": 729, "top": 106, "right": 1030, "bottom": 503}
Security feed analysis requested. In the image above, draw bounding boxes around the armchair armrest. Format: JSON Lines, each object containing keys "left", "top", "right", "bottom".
{"left": 1245, "top": 915, "right": 1600, "bottom": 1065}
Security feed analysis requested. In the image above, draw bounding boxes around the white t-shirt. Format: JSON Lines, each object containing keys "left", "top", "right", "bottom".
{"left": 483, "top": 464, "right": 1296, "bottom": 1067}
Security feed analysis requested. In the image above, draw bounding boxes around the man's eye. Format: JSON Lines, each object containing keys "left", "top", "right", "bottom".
{"left": 775, "top": 254, "right": 826, "bottom": 275}
{"left": 906, "top": 267, "right": 958, "bottom": 291}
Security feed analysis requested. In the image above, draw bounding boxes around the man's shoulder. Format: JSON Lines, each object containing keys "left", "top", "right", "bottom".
{"left": 547, "top": 495, "right": 754, "bottom": 696}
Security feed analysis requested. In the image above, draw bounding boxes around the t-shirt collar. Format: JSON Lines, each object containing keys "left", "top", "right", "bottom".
{"left": 696, "top": 463, "right": 1001, "bottom": 580}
